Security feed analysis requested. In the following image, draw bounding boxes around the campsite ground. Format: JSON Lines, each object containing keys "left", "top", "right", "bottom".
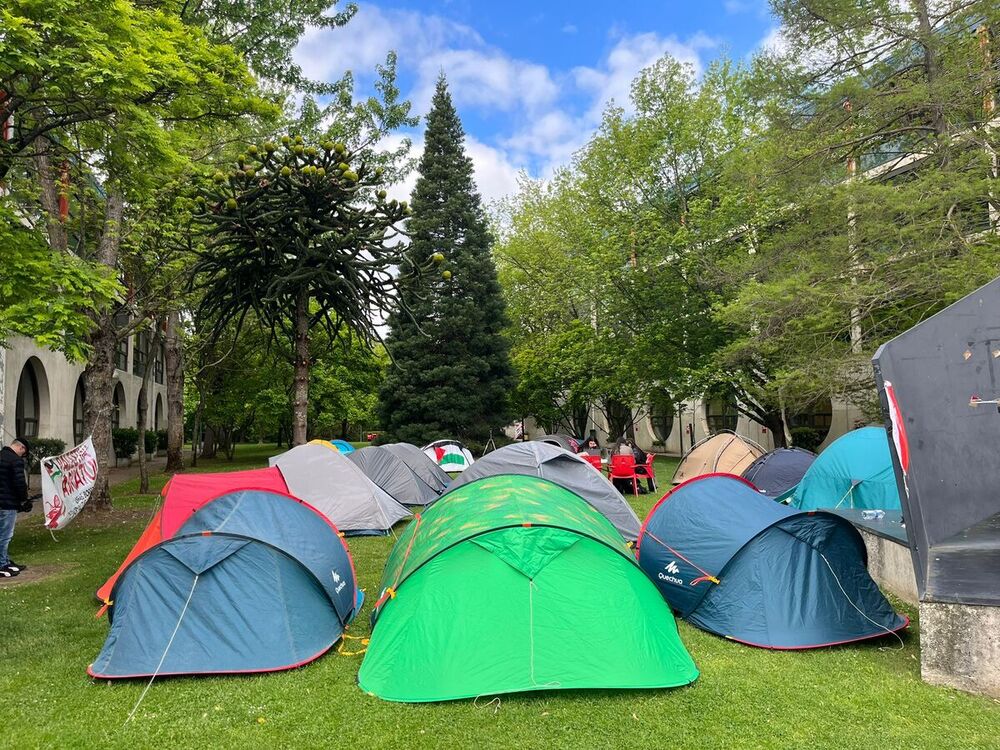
{"left": 1, "top": 445, "right": 998, "bottom": 749}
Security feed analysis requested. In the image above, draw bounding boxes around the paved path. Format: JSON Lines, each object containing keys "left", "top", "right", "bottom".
{"left": 27, "top": 454, "right": 176, "bottom": 492}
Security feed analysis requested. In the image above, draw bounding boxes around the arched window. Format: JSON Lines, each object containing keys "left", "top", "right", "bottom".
{"left": 112, "top": 383, "right": 125, "bottom": 430}
{"left": 15, "top": 363, "right": 40, "bottom": 438}
{"left": 705, "top": 396, "right": 738, "bottom": 433}
{"left": 73, "top": 377, "right": 86, "bottom": 445}
{"left": 154, "top": 394, "right": 164, "bottom": 432}
{"left": 649, "top": 394, "right": 675, "bottom": 442}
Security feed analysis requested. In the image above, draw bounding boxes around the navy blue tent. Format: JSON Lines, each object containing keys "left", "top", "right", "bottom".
{"left": 742, "top": 447, "right": 816, "bottom": 501}
{"left": 89, "top": 490, "right": 360, "bottom": 678}
{"left": 637, "top": 474, "right": 908, "bottom": 649}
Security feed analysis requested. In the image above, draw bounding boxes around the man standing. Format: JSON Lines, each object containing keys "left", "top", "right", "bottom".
{"left": 0, "top": 437, "right": 30, "bottom": 577}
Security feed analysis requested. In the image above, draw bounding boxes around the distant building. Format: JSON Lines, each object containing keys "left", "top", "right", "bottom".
{"left": 0, "top": 333, "right": 168, "bottom": 447}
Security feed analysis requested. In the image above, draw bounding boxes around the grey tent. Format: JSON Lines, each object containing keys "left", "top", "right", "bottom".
{"left": 269, "top": 443, "right": 410, "bottom": 535}
{"left": 349, "top": 446, "right": 440, "bottom": 507}
{"left": 538, "top": 434, "right": 580, "bottom": 453}
{"left": 443, "top": 441, "right": 641, "bottom": 541}
{"left": 383, "top": 442, "right": 451, "bottom": 493}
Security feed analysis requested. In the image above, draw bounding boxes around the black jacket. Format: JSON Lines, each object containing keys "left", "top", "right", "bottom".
{"left": 0, "top": 446, "right": 28, "bottom": 511}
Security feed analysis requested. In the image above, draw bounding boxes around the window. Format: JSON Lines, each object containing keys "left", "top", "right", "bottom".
{"left": 115, "top": 338, "right": 128, "bottom": 371}
{"left": 133, "top": 331, "right": 147, "bottom": 377}
{"left": 15, "top": 364, "right": 40, "bottom": 438}
{"left": 154, "top": 343, "right": 165, "bottom": 385}
{"left": 705, "top": 396, "right": 738, "bottom": 433}
{"left": 73, "top": 379, "right": 86, "bottom": 446}
{"left": 649, "top": 394, "right": 675, "bottom": 442}
{"left": 111, "top": 385, "right": 124, "bottom": 430}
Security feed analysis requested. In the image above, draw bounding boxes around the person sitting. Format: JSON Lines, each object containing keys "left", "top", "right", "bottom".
{"left": 626, "top": 438, "right": 655, "bottom": 493}
{"left": 610, "top": 438, "right": 646, "bottom": 494}
{"left": 578, "top": 437, "right": 601, "bottom": 456}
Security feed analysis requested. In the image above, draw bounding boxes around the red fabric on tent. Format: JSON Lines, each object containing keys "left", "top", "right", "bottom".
{"left": 95, "top": 468, "right": 289, "bottom": 607}
{"left": 159, "top": 468, "right": 288, "bottom": 537}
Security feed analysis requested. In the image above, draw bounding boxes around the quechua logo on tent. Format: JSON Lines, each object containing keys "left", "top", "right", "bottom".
{"left": 659, "top": 560, "right": 684, "bottom": 586}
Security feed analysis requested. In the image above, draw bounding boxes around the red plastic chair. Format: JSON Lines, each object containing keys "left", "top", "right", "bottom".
{"left": 581, "top": 454, "right": 603, "bottom": 471}
{"left": 636, "top": 453, "right": 657, "bottom": 490}
{"left": 608, "top": 454, "right": 639, "bottom": 496}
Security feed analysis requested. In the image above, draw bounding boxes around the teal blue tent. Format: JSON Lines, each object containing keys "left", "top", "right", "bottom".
{"left": 792, "top": 427, "right": 900, "bottom": 511}
{"left": 89, "top": 490, "right": 360, "bottom": 679}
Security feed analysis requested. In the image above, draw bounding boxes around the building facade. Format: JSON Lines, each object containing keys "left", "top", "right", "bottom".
{"left": 0, "top": 333, "right": 168, "bottom": 448}
{"left": 514, "top": 394, "right": 866, "bottom": 456}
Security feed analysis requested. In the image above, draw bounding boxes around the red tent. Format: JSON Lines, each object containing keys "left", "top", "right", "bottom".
{"left": 96, "top": 468, "right": 288, "bottom": 607}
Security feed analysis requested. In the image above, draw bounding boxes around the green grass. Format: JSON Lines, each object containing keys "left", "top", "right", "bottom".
{"left": 1, "top": 447, "right": 997, "bottom": 749}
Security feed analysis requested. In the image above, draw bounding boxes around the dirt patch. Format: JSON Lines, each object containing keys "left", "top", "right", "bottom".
{"left": 15, "top": 506, "right": 157, "bottom": 530}
{"left": 0, "top": 562, "right": 79, "bottom": 587}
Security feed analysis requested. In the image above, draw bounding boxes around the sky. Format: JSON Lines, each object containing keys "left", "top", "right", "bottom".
{"left": 293, "top": 1, "right": 784, "bottom": 204}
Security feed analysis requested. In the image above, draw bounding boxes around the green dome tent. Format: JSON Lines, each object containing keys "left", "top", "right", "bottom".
{"left": 358, "top": 474, "right": 698, "bottom": 702}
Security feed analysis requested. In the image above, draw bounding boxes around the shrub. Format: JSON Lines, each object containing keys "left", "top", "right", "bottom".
{"left": 112, "top": 428, "right": 139, "bottom": 460}
{"left": 789, "top": 426, "right": 824, "bottom": 453}
{"left": 144, "top": 430, "right": 158, "bottom": 455}
{"left": 156, "top": 429, "right": 168, "bottom": 451}
{"left": 27, "top": 437, "right": 67, "bottom": 474}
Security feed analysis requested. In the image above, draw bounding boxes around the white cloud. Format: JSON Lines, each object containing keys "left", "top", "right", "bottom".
{"left": 759, "top": 26, "right": 790, "bottom": 55}
{"left": 294, "top": 8, "right": 719, "bottom": 202}
{"left": 410, "top": 49, "right": 558, "bottom": 117}
{"left": 382, "top": 134, "right": 520, "bottom": 207}
{"left": 573, "top": 31, "right": 717, "bottom": 121}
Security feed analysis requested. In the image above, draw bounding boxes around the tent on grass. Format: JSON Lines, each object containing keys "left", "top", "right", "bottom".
{"left": 792, "top": 427, "right": 900, "bottom": 511}
{"left": 95, "top": 467, "right": 289, "bottom": 605}
{"left": 742, "top": 447, "right": 816, "bottom": 501}
{"left": 637, "top": 474, "right": 908, "bottom": 649}
{"left": 349, "top": 445, "right": 439, "bottom": 507}
{"left": 383, "top": 442, "right": 451, "bottom": 493}
{"left": 330, "top": 439, "right": 355, "bottom": 453}
{"left": 537, "top": 433, "right": 580, "bottom": 453}
{"left": 270, "top": 443, "right": 411, "bottom": 534}
{"left": 672, "top": 431, "right": 766, "bottom": 485}
{"left": 358, "top": 474, "right": 698, "bottom": 702}
{"left": 422, "top": 439, "right": 475, "bottom": 472}
{"left": 443, "top": 440, "right": 641, "bottom": 541}
{"left": 89, "top": 489, "right": 360, "bottom": 678}
{"left": 308, "top": 438, "right": 355, "bottom": 454}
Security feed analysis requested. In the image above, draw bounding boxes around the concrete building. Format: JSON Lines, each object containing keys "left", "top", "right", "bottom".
{"left": 0, "top": 333, "right": 168, "bottom": 448}
{"left": 514, "top": 394, "right": 864, "bottom": 456}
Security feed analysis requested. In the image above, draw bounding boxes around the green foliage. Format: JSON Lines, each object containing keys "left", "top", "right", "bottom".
{"left": 378, "top": 78, "right": 515, "bottom": 444}
{"left": 156, "top": 429, "right": 168, "bottom": 451}
{"left": 143, "top": 430, "right": 158, "bottom": 455}
{"left": 111, "top": 428, "right": 139, "bottom": 460}
{"left": 192, "top": 135, "right": 415, "bottom": 345}
{"left": 0, "top": 210, "right": 119, "bottom": 359}
{"left": 26, "top": 437, "right": 66, "bottom": 475}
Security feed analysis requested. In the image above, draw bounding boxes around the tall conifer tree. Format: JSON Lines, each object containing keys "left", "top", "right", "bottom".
{"left": 378, "top": 77, "right": 514, "bottom": 444}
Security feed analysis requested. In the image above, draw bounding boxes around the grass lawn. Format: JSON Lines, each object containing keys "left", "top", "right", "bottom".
{"left": 1, "top": 446, "right": 998, "bottom": 749}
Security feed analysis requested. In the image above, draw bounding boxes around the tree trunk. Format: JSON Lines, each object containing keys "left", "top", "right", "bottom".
{"left": 32, "top": 138, "right": 69, "bottom": 253}
{"left": 201, "top": 424, "right": 218, "bottom": 459}
{"left": 292, "top": 289, "right": 310, "bottom": 445}
{"left": 82, "top": 321, "right": 117, "bottom": 510}
{"left": 136, "top": 325, "right": 162, "bottom": 493}
{"left": 340, "top": 419, "right": 349, "bottom": 441}
{"left": 164, "top": 310, "right": 184, "bottom": 471}
{"left": 83, "top": 189, "right": 125, "bottom": 510}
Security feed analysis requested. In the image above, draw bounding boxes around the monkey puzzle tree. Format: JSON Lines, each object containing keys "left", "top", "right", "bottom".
{"left": 192, "top": 135, "right": 425, "bottom": 444}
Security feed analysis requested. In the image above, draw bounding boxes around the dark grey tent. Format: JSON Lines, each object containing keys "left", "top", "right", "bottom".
{"left": 873, "top": 276, "right": 1000, "bottom": 606}
{"left": 742, "top": 447, "right": 816, "bottom": 501}
{"left": 443, "top": 440, "right": 641, "bottom": 541}
{"left": 349, "top": 446, "right": 439, "bottom": 507}
{"left": 538, "top": 434, "right": 580, "bottom": 453}
{"left": 383, "top": 443, "right": 451, "bottom": 493}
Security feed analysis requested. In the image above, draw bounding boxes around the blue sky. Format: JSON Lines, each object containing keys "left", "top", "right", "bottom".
{"left": 293, "top": 1, "right": 782, "bottom": 201}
